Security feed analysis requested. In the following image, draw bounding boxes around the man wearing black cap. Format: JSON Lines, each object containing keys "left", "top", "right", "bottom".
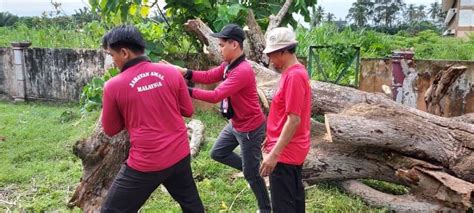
{"left": 163, "top": 24, "right": 271, "bottom": 212}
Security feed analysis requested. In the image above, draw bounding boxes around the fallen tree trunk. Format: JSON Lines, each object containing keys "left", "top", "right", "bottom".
{"left": 339, "top": 180, "right": 455, "bottom": 211}
{"left": 306, "top": 120, "right": 473, "bottom": 211}
{"left": 68, "top": 119, "right": 129, "bottom": 212}
{"left": 453, "top": 113, "right": 474, "bottom": 124}
{"left": 325, "top": 103, "right": 474, "bottom": 182}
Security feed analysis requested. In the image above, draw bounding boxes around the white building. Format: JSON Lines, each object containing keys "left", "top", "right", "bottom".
{"left": 442, "top": 0, "right": 474, "bottom": 37}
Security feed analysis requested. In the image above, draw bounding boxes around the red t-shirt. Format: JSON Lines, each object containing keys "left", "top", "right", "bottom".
{"left": 191, "top": 60, "right": 265, "bottom": 132}
{"left": 101, "top": 61, "right": 193, "bottom": 172}
{"left": 264, "top": 63, "right": 311, "bottom": 165}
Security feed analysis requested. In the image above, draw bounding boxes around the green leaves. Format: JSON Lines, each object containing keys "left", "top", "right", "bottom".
{"left": 213, "top": 4, "right": 246, "bottom": 31}
{"left": 80, "top": 67, "right": 119, "bottom": 113}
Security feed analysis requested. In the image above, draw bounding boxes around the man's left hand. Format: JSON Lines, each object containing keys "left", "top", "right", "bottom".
{"left": 259, "top": 152, "right": 279, "bottom": 177}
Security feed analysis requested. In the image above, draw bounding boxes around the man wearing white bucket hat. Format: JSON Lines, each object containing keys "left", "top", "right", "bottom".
{"left": 260, "top": 27, "right": 311, "bottom": 213}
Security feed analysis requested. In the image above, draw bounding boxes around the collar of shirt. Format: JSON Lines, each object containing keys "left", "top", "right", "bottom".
{"left": 224, "top": 54, "right": 246, "bottom": 79}
{"left": 121, "top": 55, "right": 151, "bottom": 72}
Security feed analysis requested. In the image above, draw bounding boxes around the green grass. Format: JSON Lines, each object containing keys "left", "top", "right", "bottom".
{"left": 0, "top": 102, "right": 390, "bottom": 212}
{"left": 0, "top": 24, "right": 101, "bottom": 49}
{"left": 0, "top": 101, "right": 98, "bottom": 211}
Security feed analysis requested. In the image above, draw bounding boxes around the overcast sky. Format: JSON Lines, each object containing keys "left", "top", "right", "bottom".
{"left": 1, "top": 0, "right": 440, "bottom": 19}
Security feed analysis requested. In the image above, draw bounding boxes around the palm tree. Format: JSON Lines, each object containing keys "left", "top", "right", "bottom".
{"left": 416, "top": 5, "right": 427, "bottom": 21}
{"left": 374, "top": 0, "right": 405, "bottom": 27}
{"left": 311, "top": 6, "right": 325, "bottom": 27}
{"left": 0, "top": 12, "right": 19, "bottom": 27}
{"left": 428, "top": 1, "right": 442, "bottom": 22}
{"left": 405, "top": 4, "right": 417, "bottom": 22}
{"left": 347, "top": 0, "right": 374, "bottom": 28}
{"left": 326, "top": 12, "right": 336, "bottom": 23}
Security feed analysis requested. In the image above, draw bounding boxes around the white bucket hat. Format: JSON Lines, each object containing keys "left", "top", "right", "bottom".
{"left": 263, "top": 27, "right": 298, "bottom": 54}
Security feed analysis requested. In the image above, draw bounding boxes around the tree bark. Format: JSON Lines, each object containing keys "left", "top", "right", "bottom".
{"left": 68, "top": 118, "right": 129, "bottom": 212}
{"left": 425, "top": 66, "right": 468, "bottom": 116}
{"left": 339, "top": 180, "right": 456, "bottom": 211}
{"left": 184, "top": 19, "right": 222, "bottom": 64}
{"left": 306, "top": 120, "right": 473, "bottom": 211}
{"left": 452, "top": 113, "right": 474, "bottom": 124}
{"left": 324, "top": 103, "right": 474, "bottom": 182}
{"left": 244, "top": 9, "right": 269, "bottom": 66}
{"left": 266, "top": 0, "right": 293, "bottom": 33}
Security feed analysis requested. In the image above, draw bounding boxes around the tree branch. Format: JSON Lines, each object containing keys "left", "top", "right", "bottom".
{"left": 266, "top": 0, "right": 293, "bottom": 32}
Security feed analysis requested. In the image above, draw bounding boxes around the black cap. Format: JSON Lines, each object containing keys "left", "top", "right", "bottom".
{"left": 210, "top": 24, "right": 245, "bottom": 43}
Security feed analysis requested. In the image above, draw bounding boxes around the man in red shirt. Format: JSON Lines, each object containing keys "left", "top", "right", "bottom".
{"left": 165, "top": 24, "right": 271, "bottom": 212}
{"left": 100, "top": 25, "right": 204, "bottom": 213}
{"left": 259, "top": 27, "right": 311, "bottom": 212}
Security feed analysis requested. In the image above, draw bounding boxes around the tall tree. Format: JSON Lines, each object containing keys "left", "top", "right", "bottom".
{"left": 326, "top": 12, "right": 336, "bottom": 22}
{"left": 0, "top": 12, "right": 19, "bottom": 27}
{"left": 416, "top": 5, "right": 427, "bottom": 21}
{"left": 373, "top": 0, "right": 405, "bottom": 27}
{"left": 310, "top": 5, "right": 325, "bottom": 28}
{"left": 405, "top": 4, "right": 417, "bottom": 22}
{"left": 346, "top": 0, "right": 374, "bottom": 28}
{"left": 428, "top": 1, "right": 446, "bottom": 25}
{"left": 428, "top": 1, "right": 441, "bottom": 20}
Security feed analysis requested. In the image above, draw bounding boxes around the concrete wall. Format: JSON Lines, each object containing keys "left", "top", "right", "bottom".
{"left": 0, "top": 48, "right": 217, "bottom": 105}
{"left": 23, "top": 48, "right": 109, "bottom": 101}
{"left": 0, "top": 48, "right": 14, "bottom": 100}
{"left": 0, "top": 47, "right": 111, "bottom": 101}
{"left": 0, "top": 48, "right": 6, "bottom": 97}
{"left": 360, "top": 58, "right": 474, "bottom": 116}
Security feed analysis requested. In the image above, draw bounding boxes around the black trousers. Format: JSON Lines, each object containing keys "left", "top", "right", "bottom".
{"left": 270, "top": 162, "right": 305, "bottom": 213}
{"left": 101, "top": 155, "right": 204, "bottom": 213}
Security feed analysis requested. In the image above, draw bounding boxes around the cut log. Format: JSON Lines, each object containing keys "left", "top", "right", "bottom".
{"left": 302, "top": 143, "right": 403, "bottom": 184}
{"left": 303, "top": 131, "right": 444, "bottom": 186}
{"left": 303, "top": 145, "right": 473, "bottom": 211}
{"left": 396, "top": 167, "right": 474, "bottom": 210}
{"left": 187, "top": 119, "right": 205, "bottom": 157}
{"left": 339, "top": 180, "right": 456, "bottom": 211}
{"left": 306, "top": 121, "right": 473, "bottom": 211}
{"left": 325, "top": 103, "right": 474, "bottom": 182}
{"left": 68, "top": 118, "right": 129, "bottom": 212}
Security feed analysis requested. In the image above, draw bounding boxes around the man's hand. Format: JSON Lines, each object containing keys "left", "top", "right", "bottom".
{"left": 160, "top": 59, "right": 186, "bottom": 76}
{"left": 259, "top": 152, "right": 278, "bottom": 177}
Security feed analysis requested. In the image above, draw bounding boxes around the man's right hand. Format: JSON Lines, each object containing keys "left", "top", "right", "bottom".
{"left": 160, "top": 59, "right": 186, "bottom": 76}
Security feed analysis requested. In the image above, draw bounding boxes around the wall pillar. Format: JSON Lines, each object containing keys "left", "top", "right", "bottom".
{"left": 10, "top": 42, "right": 31, "bottom": 102}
